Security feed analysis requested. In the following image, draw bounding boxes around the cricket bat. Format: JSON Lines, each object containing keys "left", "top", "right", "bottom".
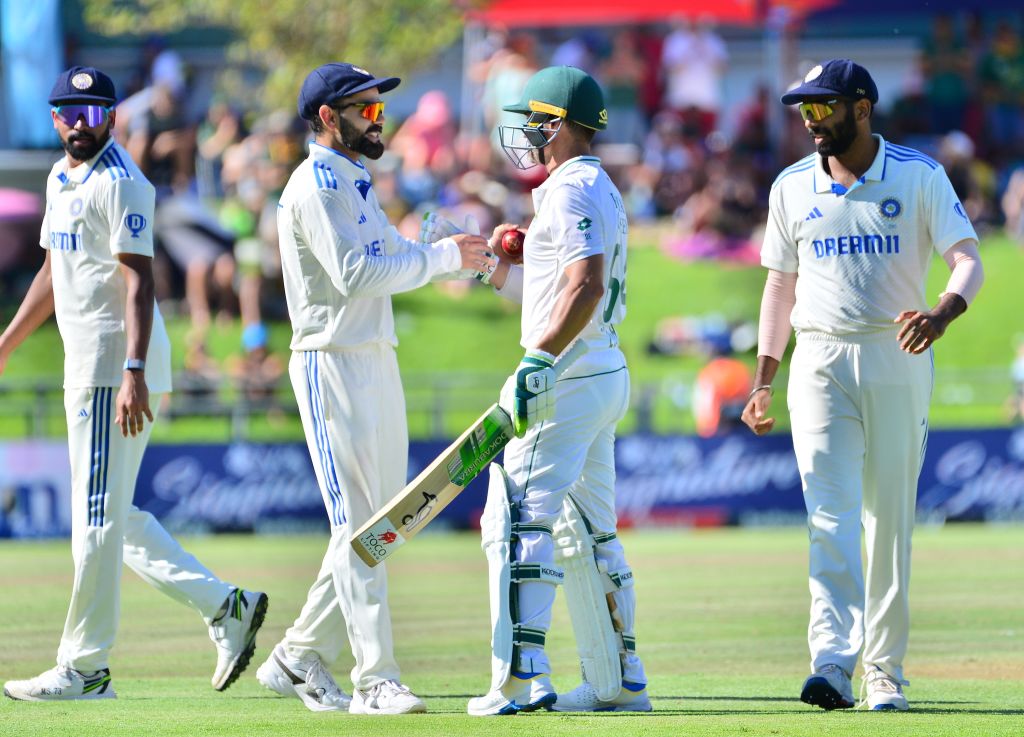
{"left": 351, "top": 340, "right": 588, "bottom": 566}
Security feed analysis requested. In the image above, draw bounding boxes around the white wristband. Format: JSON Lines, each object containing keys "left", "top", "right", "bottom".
{"left": 124, "top": 358, "right": 146, "bottom": 372}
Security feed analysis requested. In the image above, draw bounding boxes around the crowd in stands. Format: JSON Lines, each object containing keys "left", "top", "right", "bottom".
{"left": 3, "top": 15, "right": 1024, "bottom": 431}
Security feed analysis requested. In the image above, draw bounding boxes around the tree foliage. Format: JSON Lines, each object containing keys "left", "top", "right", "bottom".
{"left": 81, "top": 0, "right": 471, "bottom": 108}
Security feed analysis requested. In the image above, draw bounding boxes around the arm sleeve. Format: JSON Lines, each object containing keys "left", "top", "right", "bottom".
{"left": 941, "top": 239, "right": 984, "bottom": 306}
{"left": 760, "top": 185, "right": 798, "bottom": 273}
{"left": 927, "top": 166, "right": 980, "bottom": 256}
{"left": 495, "top": 264, "right": 524, "bottom": 304}
{"left": 107, "top": 178, "right": 156, "bottom": 257}
{"left": 297, "top": 189, "right": 460, "bottom": 298}
{"left": 545, "top": 183, "right": 604, "bottom": 268}
{"left": 757, "top": 269, "right": 797, "bottom": 361}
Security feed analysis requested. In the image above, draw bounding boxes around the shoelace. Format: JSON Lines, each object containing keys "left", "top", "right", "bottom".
{"left": 306, "top": 661, "right": 344, "bottom": 700}
{"left": 857, "top": 667, "right": 908, "bottom": 709}
{"left": 367, "top": 680, "right": 412, "bottom": 701}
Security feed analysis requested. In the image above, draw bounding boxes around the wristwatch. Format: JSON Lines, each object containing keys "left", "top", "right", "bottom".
{"left": 123, "top": 358, "right": 146, "bottom": 372}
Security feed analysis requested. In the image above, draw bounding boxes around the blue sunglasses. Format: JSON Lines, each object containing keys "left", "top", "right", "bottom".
{"left": 53, "top": 104, "right": 113, "bottom": 127}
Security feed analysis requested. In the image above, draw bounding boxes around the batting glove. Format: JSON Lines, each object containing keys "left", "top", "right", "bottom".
{"left": 500, "top": 349, "right": 557, "bottom": 438}
{"left": 420, "top": 211, "right": 464, "bottom": 243}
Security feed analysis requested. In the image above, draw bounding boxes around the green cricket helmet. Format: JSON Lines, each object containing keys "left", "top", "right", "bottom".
{"left": 499, "top": 65, "right": 608, "bottom": 169}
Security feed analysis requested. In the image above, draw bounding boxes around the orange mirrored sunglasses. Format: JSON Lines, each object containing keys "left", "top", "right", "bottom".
{"left": 340, "top": 100, "right": 385, "bottom": 123}
{"left": 798, "top": 99, "right": 840, "bottom": 122}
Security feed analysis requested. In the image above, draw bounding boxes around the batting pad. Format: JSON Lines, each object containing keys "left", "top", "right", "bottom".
{"left": 481, "top": 463, "right": 515, "bottom": 690}
{"left": 553, "top": 498, "right": 623, "bottom": 701}
{"left": 481, "top": 463, "right": 562, "bottom": 691}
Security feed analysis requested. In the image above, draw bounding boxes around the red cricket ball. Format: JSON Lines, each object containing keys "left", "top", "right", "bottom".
{"left": 500, "top": 229, "right": 525, "bottom": 264}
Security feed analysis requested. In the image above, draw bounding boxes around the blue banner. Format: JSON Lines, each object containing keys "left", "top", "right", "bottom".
{"left": 3, "top": 427, "right": 1023, "bottom": 538}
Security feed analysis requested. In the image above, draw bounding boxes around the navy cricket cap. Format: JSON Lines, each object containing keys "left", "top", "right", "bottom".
{"left": 780, "top": 59, "right": 878, "bottom": 105}
{"left": 48, "top": 66, "right": 117, "bottom": 106}
{"left": 297, "top": 62, "right": 400, "bottom": 121}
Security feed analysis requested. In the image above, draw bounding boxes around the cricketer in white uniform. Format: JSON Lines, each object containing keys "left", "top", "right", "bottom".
{"left": 467, "top": 66, "right": 650, "bottom": 716}
{"left": 742, "top": 60, "right": 984, "bottom": 712}
{"left": 255, "top": 62, "right": 492, "bottom": 715}
{"left": 1, "top": 67, "right": 267, "bottom": 702}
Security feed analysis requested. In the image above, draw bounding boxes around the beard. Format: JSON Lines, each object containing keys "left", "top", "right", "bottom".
{"left": 813, "top": 105, "right": 857, "bottom": 157}
{"left": 63, "top": 127, "right": 110, "bottom": 162}
{"left": 339, "top": 115, "right": 385, "bottom": 160}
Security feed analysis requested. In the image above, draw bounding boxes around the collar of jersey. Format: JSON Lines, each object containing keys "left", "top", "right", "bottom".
{"left": 814, "top": 134, "right": 886, "bottom": 195}
{"left": 58, "top": 137, "right": 117, "bottom": 185}
{"left": 537, "top": 155, "right": 601, "bottom": 191}
{"left": 308, "top": 141, "right": 369, "bottom": 177}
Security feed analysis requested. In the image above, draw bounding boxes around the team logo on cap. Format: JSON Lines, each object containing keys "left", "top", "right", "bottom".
{"left": 71, "top": 73, "right": 94, "bottom": 90}
{"left": 804, "top": 65, "right": 823, "bottom": 82}
{"left": 879, "top": 197, "right": 903, "bottom": 219}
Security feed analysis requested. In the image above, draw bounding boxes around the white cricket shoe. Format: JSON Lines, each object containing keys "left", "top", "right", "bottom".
{"left": 209, "top": 588, "right": 269, "bottom": 691}
{"left": 4, "top": 666, "right": 115, "bottom": 701}
{"left": 864, "top": 666, "right": 909, "bottom": 711}
{"left": 800, "top": 664, "right": 855, "bottom": 710}
{"left": 256, "top": 645, "right": 351, "bottom": 712}
{"left": 551, "top": 680, "right": 652, "bottom": 712}
{"left": 523, "top": 675, "right": 557, "bottom": 712}
{"left": 467, "top": 674, "right": 557, "bottom": 716}
{"left": 349, "top": 679, "right": 426, "bottom": 715}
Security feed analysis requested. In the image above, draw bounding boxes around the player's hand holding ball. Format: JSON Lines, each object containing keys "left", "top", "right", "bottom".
{"left": 500, "top": 349, "right": 556, "bottom": 437}
{"left": 490, "top": 224, "right": 525, "bottom": 265}
{"left": 500, "top": 229, "right": 525, "bottom": 264}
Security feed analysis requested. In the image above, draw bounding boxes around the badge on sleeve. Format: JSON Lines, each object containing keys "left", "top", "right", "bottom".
{"left": 125, "top": 213, "right": 148, "bottom": 238}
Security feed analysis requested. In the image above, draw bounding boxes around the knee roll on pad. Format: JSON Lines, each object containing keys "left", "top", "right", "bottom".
{"left": 481, "top": 463, "right": 561, "bottom": 691}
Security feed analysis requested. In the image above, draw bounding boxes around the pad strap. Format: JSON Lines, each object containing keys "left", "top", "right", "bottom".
{"left": 511, "top": 561, "right": 564, "bottom": 585}
{"left": 513, "top": 624, "right": 547, "bottom": 648}
{"left": 512, "top": 522, "right": 552, "bottom": 536}
{"left": 620, "top": 633, "right": 637, "bottom": 653}
{"left": 607, "top": 566, "right": 635, "bottom": 590}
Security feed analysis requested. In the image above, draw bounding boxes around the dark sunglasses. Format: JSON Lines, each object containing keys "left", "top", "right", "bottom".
{"left": 53, "top": 104, "right": 113, "bottom": 127}
{"left": 338, "top": 100, "right": 385, "bottom": 123}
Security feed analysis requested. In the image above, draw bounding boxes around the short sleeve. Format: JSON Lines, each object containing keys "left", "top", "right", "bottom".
{"left": 38, "top": 199, "right": 49, "bottom": 250}
{"left": 107, "top": 178, "right": 156, "bottom": 257}
{"left": 926, "top": 167, "right": 979, "bottom": 256}
{"left": 760, "top": 184, "right": 798, "bottom": 272}
{"left": 545, "top": 183, "right": 605, "bottom": 267}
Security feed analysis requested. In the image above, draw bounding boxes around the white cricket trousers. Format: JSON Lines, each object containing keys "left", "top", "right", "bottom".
{"left": 502, "top": 348, "right": 639, "bottom": 677}
{"left": 788, "top": 332, "right": 932, "bottom": 683}
{"left": 58, "top": 388, "right": 233, "bottom": 672}
{"left": 281, "top": 345, "right": 405, "bottom": 689}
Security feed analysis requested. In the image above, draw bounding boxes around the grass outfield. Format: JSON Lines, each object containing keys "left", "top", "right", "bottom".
{"left": 0, "top": 525, "right": 1021, "bottom": 736}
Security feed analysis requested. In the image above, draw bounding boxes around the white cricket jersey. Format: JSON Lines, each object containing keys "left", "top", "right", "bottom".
{"left": 40, "top": 139, "right": 172, "bottom": 392}
{"left": 762, "top": 135, "right": 978, "bottom": 336}
{"left": 521, "top": 156, "right": 628, "bottom": 351}
{"left": 277, "top": 142, "right": 461, "bottom": 351}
